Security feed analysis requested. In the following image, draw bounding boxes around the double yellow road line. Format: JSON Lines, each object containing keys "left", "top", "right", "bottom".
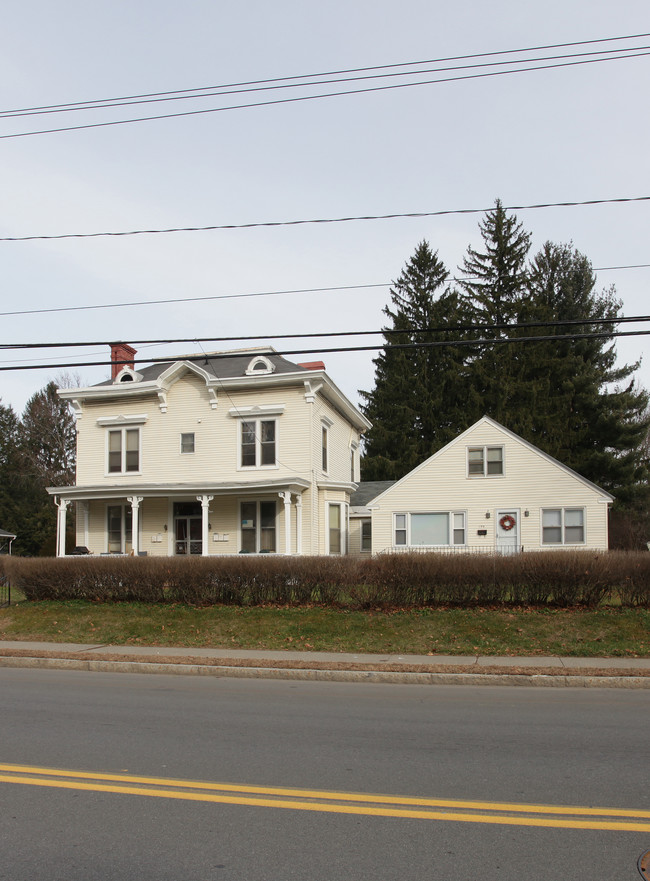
{"left": 1, "top": 763, "right": 649, "bottom": 832}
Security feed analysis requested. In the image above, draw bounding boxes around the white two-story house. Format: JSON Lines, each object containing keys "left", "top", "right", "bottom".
{"left": 49, "top": 344, "right": 370, "bottom": 557}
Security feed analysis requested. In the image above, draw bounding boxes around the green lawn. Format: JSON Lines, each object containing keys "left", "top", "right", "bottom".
{"left": 1, "top": 600, "right": 648, "bottom": 657}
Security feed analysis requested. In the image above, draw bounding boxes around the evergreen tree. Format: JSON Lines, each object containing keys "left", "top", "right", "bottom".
{"left": 458, "top": 199, "right": 533, "bottom": 427}
{"left": 525, "top": 242, "right": 649, "bottom": 503}
{"left": 360, "top": 241, "right": 477, "bottom": 480}
{"left": 0, "top": 401, "right": 21, "bottom": 538}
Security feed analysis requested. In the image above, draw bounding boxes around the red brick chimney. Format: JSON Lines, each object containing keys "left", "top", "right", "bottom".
{"left": 111, "top": 343, "right": 137, "bottom": 379}
{"left": 298, "top": 361, "right": 325, "bottom": 371}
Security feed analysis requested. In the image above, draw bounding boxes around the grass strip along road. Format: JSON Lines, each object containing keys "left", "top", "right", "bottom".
{"left": 1, "top": 763, "right": 649, "bottom": 833}
{"left": 2, "top": 602, "right": 649, "bottom": 657}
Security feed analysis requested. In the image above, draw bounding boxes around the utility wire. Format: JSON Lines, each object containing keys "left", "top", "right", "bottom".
{"left": 0, "top": 261, "right": 647, "bottom": 320}
{"left": 2, "top": 314, "right": 650, "bottom": 352}
{"left": 0, "top": 284, "right": 389, "bottom": 317}
{"left": 2, "top": 51, "right": 648, "bottom": 140}
{"left": 3, "top": 44, "right": 647, "bottom": 120}
{"left": 1, "top": 328, "right": 649, "bottom": 372}
{"left": 1, "top": 196, "right": 649, "bottom": 244}
{"left": 4, "top": 32, "right": 647, "bottom": 116}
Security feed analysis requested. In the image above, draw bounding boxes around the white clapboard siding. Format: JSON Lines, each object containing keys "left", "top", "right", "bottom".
{"left": 370, "top": 418, "right": 612, "bottom": 553}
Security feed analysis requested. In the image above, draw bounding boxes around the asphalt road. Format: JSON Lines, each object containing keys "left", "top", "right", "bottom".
{"left": 1, "top": 668, "right": 649, "bottom": 881}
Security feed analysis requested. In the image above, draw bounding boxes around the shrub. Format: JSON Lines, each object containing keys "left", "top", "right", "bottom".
{"left": 3, "top": 550, "right": 649, "bottom": 608}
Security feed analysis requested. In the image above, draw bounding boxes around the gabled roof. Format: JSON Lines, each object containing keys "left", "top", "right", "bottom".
{"left": 367, "top": 415, "right": 614, "bottom": 506}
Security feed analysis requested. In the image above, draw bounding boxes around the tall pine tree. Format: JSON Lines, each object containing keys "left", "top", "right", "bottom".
{"left": 360, "top": 241, "right": 477, "bottom": 480}
{"left": 525, "top": 242, "right": 649, "bottom": 503}
{"left": 458, "top": 199, "right": 533, "bottom": 428}
{"left": 0, "top": 400, "right": 21, "bottom": 539}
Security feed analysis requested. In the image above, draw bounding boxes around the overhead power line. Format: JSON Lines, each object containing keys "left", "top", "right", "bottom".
{"left": 2, "top": 314, "right": 650, "bottom": 352}
{"left": 4, "top": 32, "right": 647, "bottom": 117}
{"left": 3, "top": 44, "right": 648, "bottom": 121}
{"left": 1, "top": 196, "right": 649, "bottom": 244}
{"left": 0, "top": 262, "right": 648, "bottom": 320}
{"left": 2, "top": 50, "right": 648, "bottom": 140}
{"left": 1, "top": 328, "right": 649, "bottom": 373}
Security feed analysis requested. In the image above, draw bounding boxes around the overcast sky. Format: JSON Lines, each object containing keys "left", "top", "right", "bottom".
{"left": 1, "top": 0, "right": 648, "bottom": 417}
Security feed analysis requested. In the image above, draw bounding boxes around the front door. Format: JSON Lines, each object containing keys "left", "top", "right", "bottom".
{"left": 174, "top": 502, "right": 202, "bottom": 555}
{"left": 495, "top": 510, "right": 519, "bottom": 555}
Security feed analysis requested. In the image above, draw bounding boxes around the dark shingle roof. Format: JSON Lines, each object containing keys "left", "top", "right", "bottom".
{"left": 96, "top": 351, "right": 311, "bottom": 386}
{"left": 350, "top": 481, "right": 396, "bottom": 506}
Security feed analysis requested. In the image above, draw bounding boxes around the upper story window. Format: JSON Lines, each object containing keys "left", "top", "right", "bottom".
{"left": 350, "top": 443, "right": 358, "bottom": 482}
{"left": 468, "top": 445, "right": 504, "bottom": 477}
{"left": 322, "top": 426, "right": 328, "bottom": 472}
{"left": 108, "top": 428, "right": 140, "bottom": 474}
{"left": 180, "top": 433, "right": 195, "bottom": 454}
{"left": 241, "top": 419, "right": 276, "bottom": 468}
{"left": 321, "top": 417, "right": 333, "bottom": 475}
{"left": 542, "top": 508, "right": 585, "bottom": 545}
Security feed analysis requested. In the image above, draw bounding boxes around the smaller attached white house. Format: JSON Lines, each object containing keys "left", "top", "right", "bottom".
{"left": 353, "top": 416, "right": 613, "bottom": 554}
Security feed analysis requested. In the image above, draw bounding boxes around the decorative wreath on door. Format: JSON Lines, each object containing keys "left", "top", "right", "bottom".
{"left": 499, "top": 514, "right": 516, "bottom": 531}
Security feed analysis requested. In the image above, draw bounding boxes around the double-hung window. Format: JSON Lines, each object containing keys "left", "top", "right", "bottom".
{"left": 361, "top": 519, "right": 372, "bottom": 552}
{"left": 180, "top": 432, "right": 195, "bottom": 453}
{"left": 321, "top": 418, "right": 333, "bottom": 475}
{"left": 327, "top": 503, "right": 347, "bottom": 555}
{"left": 468, "top": 445, "right": 503, "bottom": 477}
{"left": 542, "top": 508, "right": 585, "bottom": 545}
{"left": 108, "top": 428, "right": 140, "bottom": 474}
{"left": 241, "top": 419, "right": 276, "bottom": 468}
{"left": 394, "top": 512, "right": 466, "bottom": 547}
{"left": 240, "top": 501, "right": 276, "bottom": 553}
{"left": 322, "top": 426, "right": 328, "bottom": 473}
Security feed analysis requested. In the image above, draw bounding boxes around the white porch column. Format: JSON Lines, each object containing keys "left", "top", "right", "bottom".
{"left": 279, "top": 491, "right": 292, "bottom": 555}
{"left": 55, "top": 498, "right": 70, "bottom": 557}
{"left": 79, "top": 501, "right": 90, "bottom": 549}
{"left": 197, "top": 495, "right": 213, "bottom": 556}
{"left": 294, "top": 494, "right": 303, "bottom": 555}
{"left": 127, "top": 496, "right": 143, "bottom": 555}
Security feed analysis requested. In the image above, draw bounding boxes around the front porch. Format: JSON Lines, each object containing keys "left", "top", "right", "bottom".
{"left": 49, "top": 479, "right": 310, "bottom": 558}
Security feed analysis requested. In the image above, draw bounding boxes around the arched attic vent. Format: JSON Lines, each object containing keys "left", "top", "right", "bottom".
{"left": 245, "top": 355, "right": 275, "bottom": 376}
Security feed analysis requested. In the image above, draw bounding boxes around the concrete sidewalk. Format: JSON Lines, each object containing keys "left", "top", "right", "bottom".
{"left": 1, "top": 640, "right": 649, "bottom": 687}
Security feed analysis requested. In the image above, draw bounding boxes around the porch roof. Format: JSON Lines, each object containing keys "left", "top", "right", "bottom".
{"left": 47, "top": 477, "right": 311, "bottom": 501}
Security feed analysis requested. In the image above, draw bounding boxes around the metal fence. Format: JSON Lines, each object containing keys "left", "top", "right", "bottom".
{"left": 381, "top": 545, "right": 524, "bottom": 556}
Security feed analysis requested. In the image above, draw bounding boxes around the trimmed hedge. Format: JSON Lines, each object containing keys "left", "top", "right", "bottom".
{"left": 2, "top": 551, "right": 649, "bottom": 608}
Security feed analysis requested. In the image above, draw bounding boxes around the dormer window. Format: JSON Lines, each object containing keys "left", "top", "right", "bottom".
{"left": 113, "top": 366, "right": 142, "bottom": 384}
{"left": 245, "top": 356, "right": 275, "bottom": 376}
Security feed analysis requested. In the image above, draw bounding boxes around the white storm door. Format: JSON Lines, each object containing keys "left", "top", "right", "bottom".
{"left": 495, "top": 509, "right": 519, "bottom": 554}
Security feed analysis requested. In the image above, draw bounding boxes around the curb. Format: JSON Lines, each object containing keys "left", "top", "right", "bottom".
{"left": 1, "top": 655, "right": 649, "bottom": 688}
